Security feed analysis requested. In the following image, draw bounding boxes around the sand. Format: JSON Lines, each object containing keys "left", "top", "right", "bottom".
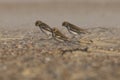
{"left": 0, "top": 26, "right": 120, "bottom": 80}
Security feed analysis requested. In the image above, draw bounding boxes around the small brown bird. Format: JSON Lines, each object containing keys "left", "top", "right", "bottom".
{"left": 35, "top": 20, "right": 53, "bottom": 39}
{"left": 52, "top": 27, "right": 81, "bottom": 45}
{"left": 62, "top": 21, "right": 88, "bottom": 38}
{"left": 52, "top": 27, "right": 69, "bottom": 42}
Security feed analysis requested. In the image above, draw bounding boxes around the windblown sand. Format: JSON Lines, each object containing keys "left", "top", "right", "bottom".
{"left": 0, "top": 26, "right": 120, "bottom": 80}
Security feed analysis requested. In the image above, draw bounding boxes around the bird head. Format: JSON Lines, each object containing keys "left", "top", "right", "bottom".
{"left": 62, "top": 21, "right": 70, "bottom": 27}
{"left": 52, "top": 27, "right": 58, "bottom": 33}
{"left": 35, "top": 20, "right": 43, "bottom": 27}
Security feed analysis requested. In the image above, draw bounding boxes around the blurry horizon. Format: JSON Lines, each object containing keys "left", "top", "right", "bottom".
{"left": 0, "top": 0, "right": 120, "bottom": 29}
{"left": 0, "top": 0, "right": 120, "bottom": 3}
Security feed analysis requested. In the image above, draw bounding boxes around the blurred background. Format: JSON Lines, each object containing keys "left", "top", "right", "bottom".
{"left": 0, "top": 0, "right": 120, "bottom": 3}
{"left": 0, "top": 0, "right": 120, "bottom": 30}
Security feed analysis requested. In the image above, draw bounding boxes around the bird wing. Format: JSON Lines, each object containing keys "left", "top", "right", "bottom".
{"left": 41, "top": 24, "right": 52, "bottom": 32}
{"left": 55, "top": 30, "right": 68, "bottom": 41}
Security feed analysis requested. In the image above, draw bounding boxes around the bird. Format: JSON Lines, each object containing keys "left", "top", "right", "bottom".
{"left": 52, "top": 27, "right": 70, "bottom": 42}
{"left": 52, "top": 27, "right": 81, "bottom": 46}
{"left": 62, "top": 21, "right": 89, "bottom": 38}
{"left": 35, "top": 20, "right": 53, "bottom": 39}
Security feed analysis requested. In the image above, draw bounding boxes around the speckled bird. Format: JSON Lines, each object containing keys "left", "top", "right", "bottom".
{"left": 35, "top": 20, "right": 53, "bottom": 39}
{"left": 52, "top": 27, "right": 69, "bottom": 42}
{"left": 62, "top": 21, "right": 88, "bottom": 37}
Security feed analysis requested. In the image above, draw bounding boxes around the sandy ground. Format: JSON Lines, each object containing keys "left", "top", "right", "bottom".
{"left": 0, "top": 26, "right": 120, "bottom": 80}
{"left": 0, "top": 3, "right": 120, "bottom": 80}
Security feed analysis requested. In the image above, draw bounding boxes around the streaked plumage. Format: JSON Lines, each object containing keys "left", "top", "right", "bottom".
{"left": 52, "top": 27, "right": 69, "bottom": 42}
{"left": 35, "top": 20, "right": 53, "bottom": 38}
{"left": 62, "top": 21, "right": 88, "bottom": 35}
